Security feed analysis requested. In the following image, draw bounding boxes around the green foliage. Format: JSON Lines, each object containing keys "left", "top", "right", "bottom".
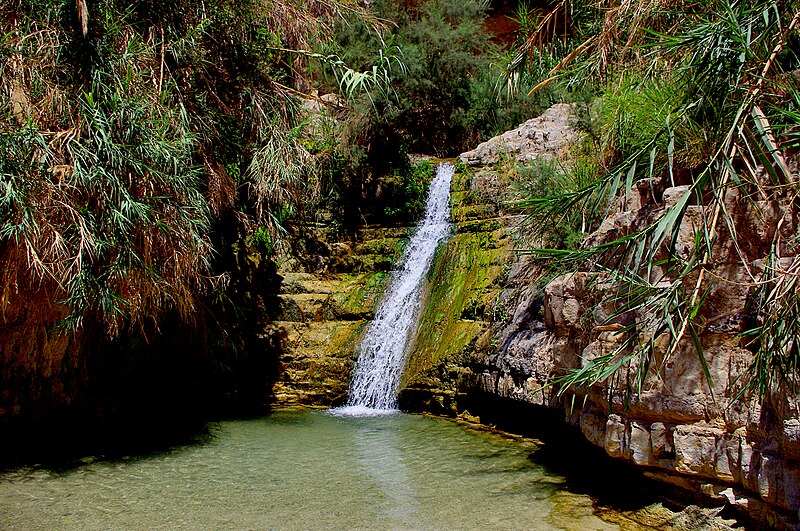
{"left": 380, "top": 160, "right": 431, "bottom": 223}
{"left": 516, "top": 0, "right": 800, "bottom": 397}
{"left": 0, "top": 0, "right": 381, "bottom": 334}
{"left": 247, "top": 126, "right": 314, "bottom": 223}
{"left": 514, "top": 157, "right": 600, "bottom": 249}
{"left": 333, "top": 0, "right": 545, "bottom": 157}
{"left": 597, "top": 73, "right": 684, "bottom": 166}
{"left": 511, "top": 2, "right": 541, "bottom": 41}
{"left": 280, "top": 46, "right": 402, "bottom": 104}
{"left": 247, "top": 226, "right": 276, "bottom": 256}
{"left": 742, "top": 243, "right": 800, "bottom": 396}
{"left": 1, "top": 6, "right": 209, "bottom": 332}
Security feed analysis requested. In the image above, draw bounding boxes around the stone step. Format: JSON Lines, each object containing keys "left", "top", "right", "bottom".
{"left": 455, "top": 218, "right": 502, "bottom": 234}
{"left": 452, "top": 203, "right": 500, "bottom": 222}
{"left": 280, "top": 279, "right": 337, "bottom": 295}
{"left": 272, "top": 383, "right": 346, "bottom": 405}
{"left": 279, "top": 272, "right": 338, "bottom": 295}
{"left": 276, "top": 294, "right": 329, "bottom": 322}
{"left": 324, "top": 273, "right": 387, "bottom": 320}
{"left": 353, "top": 237, "right": 406, "bottom": 256}
{"left": 267, "top": 321, "right": 307, "bottom": 347}
{"left": 272, "top": 319, "right": 365, "bottom": 350}
{"left": 279, "top": 272, "right": 316, "bottom": 282}
{"left": 358, "top": 226, "right": 412, "bottom": 241}
{"left": 296, "top": 320, "right": 366, "bottom": 352}
{"left": 279, "top": 359, "right": 349, "bottom": 377}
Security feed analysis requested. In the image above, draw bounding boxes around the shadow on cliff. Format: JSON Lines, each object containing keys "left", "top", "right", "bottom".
{"left": 0, "top": 211, "right": 285, "bottom": 469}
{"left": 0, "top": 310, "right": 282, "bottom": 471}
{"left": 457, "top": 391, "right": 695, "bottom": 512}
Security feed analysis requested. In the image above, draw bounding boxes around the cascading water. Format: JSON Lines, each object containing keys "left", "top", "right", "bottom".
{"left": 335, "top": 162, "right": 454, "bottom": 415}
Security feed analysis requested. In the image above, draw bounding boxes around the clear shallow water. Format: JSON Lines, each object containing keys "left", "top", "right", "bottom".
{"left": 0, "top": 410, "right": 618, "bottom": 530}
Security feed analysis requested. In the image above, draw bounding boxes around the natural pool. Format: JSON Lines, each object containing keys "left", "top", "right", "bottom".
{"left": 0, "top": 409, "right": 653, "bottom": 530}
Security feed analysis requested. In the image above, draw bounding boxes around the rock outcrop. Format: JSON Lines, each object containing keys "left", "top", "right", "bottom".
{"left": 402, "top": 105, "right": 800, "bottom": 528}
{"left": 268, "top": 224, "right": 409, "bottom": 405}
{"left": 478, "top": 177, "right": 800, "bottom": 523}
{"left": 459, "top": 103, "right": 575, "bottom": 166}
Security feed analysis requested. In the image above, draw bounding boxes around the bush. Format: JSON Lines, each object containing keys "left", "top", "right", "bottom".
{"left": 0, "top": 0, "right": 377, "bottom": 333}
{"left": 333, "top": 0, "right": 547, "bottom": 159}
{"left": 516, "top": 0, "right": 800, "bottom": 397}
{"left": 378, "top": 159, "right": 431, "bottom": 224}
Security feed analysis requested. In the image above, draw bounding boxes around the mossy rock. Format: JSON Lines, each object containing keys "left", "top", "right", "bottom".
{"left": 279, "top": 274, "right": 337, "bottom": 295}
{"left": 354, "top": 254, "right": 395, "bottom": 273}
{"left": 301, "top": 358, "right": 351, "bottom": 381}
{"left": 456, "top": 219, "right": 501, "bottom": 233}
{"left": 450, "top": 171, "right": 473, "bottom": 193}
{"left": 452, "top": 204, "right": 499, "bottom": 222}
{"left": 405, "top": 320, "right": 486, "bottom": 384}
{"left": 279, "top": 272, "right": 318, "bottom": 294}
{"left": 297, "top": 321, "right": 368, "bottom": 359}
{"left": 324, "top": 272, "right": 389, "bottom": 320}
{"left": 276, "top": 294, "right": 329, "bottom": 322}
{"left": 359, "top": 226, "right": 412, "bottom": 240}
{"left": 400, "top": 162, "right": 516, "bottom": 393}
{"left": 450, "top": 190, "right": 481, "bottom": 207}
{"left": 403, "top": 227, "right": 511, "bottom": 389}
{"left": 354, "top": 237, "right": 406, "bottom": 256}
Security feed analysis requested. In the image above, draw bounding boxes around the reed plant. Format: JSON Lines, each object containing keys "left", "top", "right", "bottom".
{"left": 1, "top": 0, "right": 383, "bottom": 337}
{"left": 515, "top": 0, "right": 800, "bottom": 397}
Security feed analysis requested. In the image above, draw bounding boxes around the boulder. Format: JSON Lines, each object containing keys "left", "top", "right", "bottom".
{"left": 459, "top": 104, "right": 576, "bottom": 166}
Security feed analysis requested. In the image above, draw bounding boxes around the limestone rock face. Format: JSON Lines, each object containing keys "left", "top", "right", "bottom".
{"left": 445, "top": 104, "right": 800, "bottom": 525}
{"left": 268, "top": 225, "right": 406, "bottom": 405}
{"left": 459, "top": 104, "right": 576, "bottom": 166}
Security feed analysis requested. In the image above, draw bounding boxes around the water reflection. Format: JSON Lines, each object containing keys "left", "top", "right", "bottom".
{"left": 0, "top": 410, "right": 629, "bottom": 530}
{"left": 352, "top": 417, "right": 419, "bottom": 527}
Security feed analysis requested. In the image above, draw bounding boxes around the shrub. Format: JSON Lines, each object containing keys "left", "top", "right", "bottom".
{"left": 0, "top": 0, "right": 379, "bottom": 334}
{"left": 517, "top": 0, "right": 800, "bottom": 397}
{"left": 333, "top": 0, "right": 547, "bottom": 159}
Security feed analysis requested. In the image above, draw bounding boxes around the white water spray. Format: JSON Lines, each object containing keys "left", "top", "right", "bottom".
{"left": 335, "top": 163, "right": 454, "bottom": 416}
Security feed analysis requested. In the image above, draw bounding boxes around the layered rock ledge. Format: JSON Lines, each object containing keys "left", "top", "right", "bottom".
{"left": 402, "top": 105, "right": 800, "bottom": 529}
{"left": 268, "top": 224, "right": 408, "bottom": 405}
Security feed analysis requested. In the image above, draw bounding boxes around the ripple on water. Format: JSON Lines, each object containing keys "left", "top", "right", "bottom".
{"left": 0, "top": 409, "right": 623, "bottom": 530}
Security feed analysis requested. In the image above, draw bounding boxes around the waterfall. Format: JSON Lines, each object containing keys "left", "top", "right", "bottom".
{"left": 335, "top": 162, "right": 454, "bottom": 416}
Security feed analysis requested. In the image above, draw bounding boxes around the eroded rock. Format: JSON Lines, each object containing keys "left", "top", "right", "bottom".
{"left": 459, "top": 104, "right": 576, "bottom": 166}
{"left": 449, "top": 103, "right": 800, "bottom": 524}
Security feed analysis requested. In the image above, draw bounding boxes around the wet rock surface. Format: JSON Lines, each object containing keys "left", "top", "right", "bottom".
{"left": 401, "top": 105, "right": 800, "bottom": 529}
{"left": 267, "top": 225, "right": 408, "bottom": 405}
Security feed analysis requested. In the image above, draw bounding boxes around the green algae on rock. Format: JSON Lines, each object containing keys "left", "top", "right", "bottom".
{"left": 400, "top": 163, "right": 516, "bottom": 411}
{"left": 269, "top": 214, "right": 419, "bottom": 405}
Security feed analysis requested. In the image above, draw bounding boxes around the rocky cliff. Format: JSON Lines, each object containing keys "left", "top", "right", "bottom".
{"left": 267, "top": 221, "right": 414, "bottom": 405}
{"left": 398, "top": 104, "right": 800, "bottom": 528}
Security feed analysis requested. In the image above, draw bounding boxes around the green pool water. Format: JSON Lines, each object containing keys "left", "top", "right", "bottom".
{"left": 0, "top": 409, "right": 634, "bottom": 530}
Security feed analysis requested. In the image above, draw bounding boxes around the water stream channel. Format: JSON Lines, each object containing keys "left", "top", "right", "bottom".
{"left": 340, "top": 162, "right": 454, "bottom": 414}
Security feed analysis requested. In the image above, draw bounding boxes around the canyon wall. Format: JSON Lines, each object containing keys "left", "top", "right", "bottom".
{"left": 400, "top": 105, "right": 800, "bottom": 528}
